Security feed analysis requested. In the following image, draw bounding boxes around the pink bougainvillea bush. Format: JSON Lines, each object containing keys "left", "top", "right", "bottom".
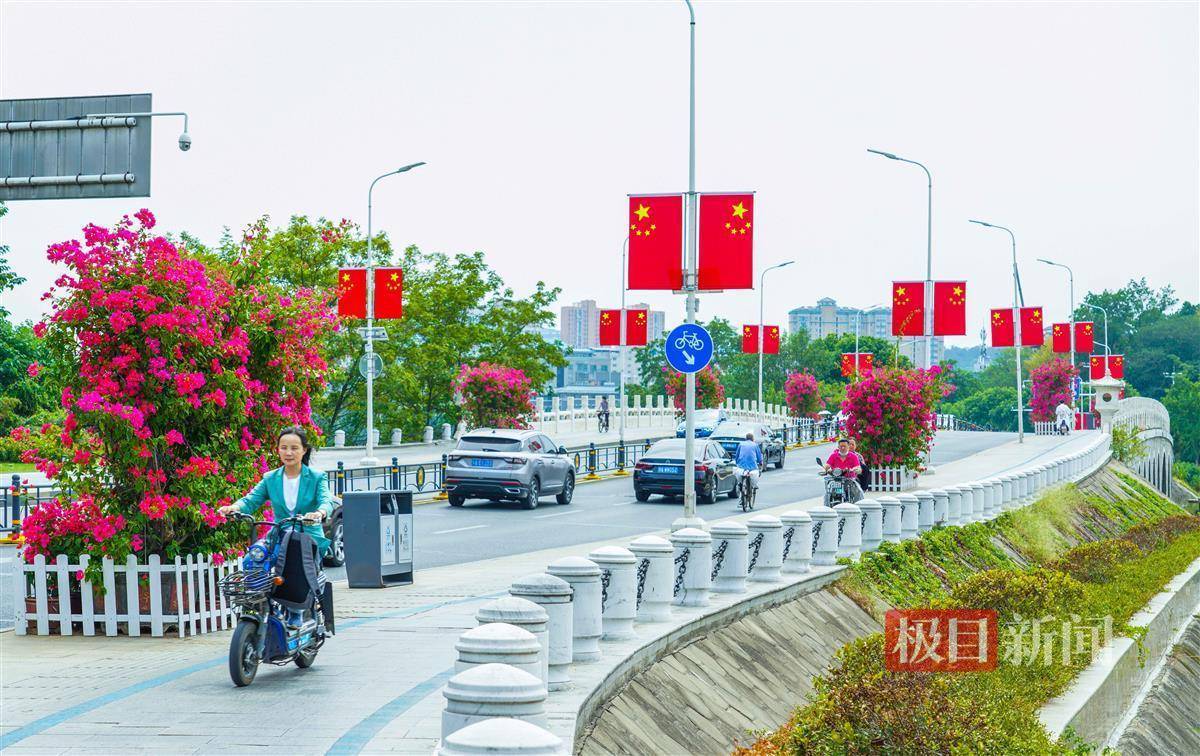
{"left": 784, "top": 371, "right": 825, "bottom": 418}
{"left": 14, "top": 211, "right": 336, "bottom": 579}
{"left": 841, "top": 365, "right": 953, "bottom": 471}
{"left": 454, "top": 362, "right": 535, "bottom": 430}
{"left": 664, "top": 364, "right": 726, "bottom": 412}
{"left": 1030, "top": 358, "right": 1078, "bottom": 422}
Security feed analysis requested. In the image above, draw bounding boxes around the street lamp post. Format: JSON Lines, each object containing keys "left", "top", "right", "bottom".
{"left": 853, "top": 304, "right": 886, "bottom": 381}
{"left": 969, "top": 220, "right": 1024, "bottom": 444}
{"left": 868, "top": 149, "right": 934, "bottom": 369}
{"left": 758, "top": 261, "right": 795, "bottom": 411}
{"left": 1038, "top": 258, "right": 1075, "bottom": 368}
{"left": 361, "top": 162, "right": 426, "bottom": 467}
{"left": 1081, "top": 302, "right": 1111, "bottom": 372}
{"left": 619, "top": 237, "right": 630, "bottom": 446}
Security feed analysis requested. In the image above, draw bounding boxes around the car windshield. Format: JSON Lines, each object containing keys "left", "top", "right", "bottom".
{"left": 710, "top": 425, "right": 754, "bottom": 440}
{"left": 646, "top": 440, "right": 687, "bottom": 457}
{"left": 687, "top": 410, "right": 721, "bottom": 426}
{"left": 457, "top": 436, "right": 523, "bottom": 452}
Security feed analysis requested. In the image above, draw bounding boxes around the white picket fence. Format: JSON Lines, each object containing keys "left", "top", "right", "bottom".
{"left": 14, "top": 553, "right": 237, "bottom": 637}
{"left": 870, "top": 466, "right": 919, "bottom": 492}
{"left": 1034, "top": 420, "right": 1071, "bottom": 436}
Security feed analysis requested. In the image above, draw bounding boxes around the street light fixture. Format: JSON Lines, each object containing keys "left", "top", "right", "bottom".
{"left": 969, "top": 219, "right": 1025, "bottom": 444}
{"left": 868, "top": 148, "right": 934, "bottom": 369}
{"left": 1037, "top": 258, "right": 1076, "bottom": 369}
{"left": 758, "top": 261, "right": 795, "bottom": 411}
{"left": 85, "top": 111, "right": 191, "bottom": 151}
{"left": 361, "top": 161, "right": 426, "bottom": 466}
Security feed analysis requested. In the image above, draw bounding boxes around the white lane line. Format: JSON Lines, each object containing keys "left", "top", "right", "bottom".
{"left": 532, "top": 510, "right": 581, "bottom": 519}
{"left": 432, "top": 524, "right": 488, "bottom": 535}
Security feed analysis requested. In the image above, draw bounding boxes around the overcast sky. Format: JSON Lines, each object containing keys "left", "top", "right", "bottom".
{"left": 2, "top": 1, "right": 1197, "bottom": 347}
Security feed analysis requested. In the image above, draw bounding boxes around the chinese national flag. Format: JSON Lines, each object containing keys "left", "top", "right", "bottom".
{"left": 336, "top": 269, "right": 367, "bottom": 318}
{"left": 1109, "top": 354, "right": 1125, "bottom": 379}
{"left": 892, "top": 281, "right": 925, "bottom": 336}
{"left": 1074, "top": 322, "right": 1095, "bottom": 352}
{"left": 1089, "top": 354, "right": 1105, "bottom": 380}
{"left": 859, "top": 353, "right": 874, "bottom": 373}
{"left": 373, "top": 268, "right": 404, "bottom": 319}
{"left": 1020, "top": 307, "right": 1044, "bottom": 347}
{"left": 599, "top": 309, "right": 621, "bottom": 346}
{"left": 932, "top": 281, "right": 966, "bottom": 336}
{"left": 628, "top": 195, "right": 684, "bottom": 290}
{"left": 842, "top": 353, "right": 874, "bottom": 377}
{"left": 841, "top": 353, "right": 855, "bottom": 377}
{"left": 990, "top": 308, "right": 1015, "bottom": 347}
{"left": 625, "top": 309, "right": 648, "bottom": 346}
{"left": 697, "top": 193, "right": 754, "bottom": 290}
{"left": 763, "top": 325, "right": 781, "bottom": 354}
{"left": 741, "top": 325, "right": 759, "bottom": 353}
{"left": 1052, "top": 323, "right": 1071, "bottom": 353}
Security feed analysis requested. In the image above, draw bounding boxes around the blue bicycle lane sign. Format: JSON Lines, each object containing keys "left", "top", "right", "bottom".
{"left": 664, "top": 323, "right": 714, "bottom": 374}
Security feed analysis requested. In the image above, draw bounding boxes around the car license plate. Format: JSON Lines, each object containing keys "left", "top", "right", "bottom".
{"left": 658, "top": 466, "right": 681, "bottom": 474}
{"left": 470, "top": 458, "right": 494, "bottom": 468}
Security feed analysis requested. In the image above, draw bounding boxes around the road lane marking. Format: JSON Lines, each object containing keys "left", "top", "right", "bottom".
{"left": 532, "top": 510, "right": 581, "bottom": 519}
{"left": 432, "top": 525, "right": 487, "bottom": 535}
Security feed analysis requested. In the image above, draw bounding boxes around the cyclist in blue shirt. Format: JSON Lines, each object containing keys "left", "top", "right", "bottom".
{"left": 734, "top": 432, "right": 763, "bottom": 492}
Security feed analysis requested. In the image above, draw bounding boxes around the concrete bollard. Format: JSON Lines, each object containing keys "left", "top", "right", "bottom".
{"left": 588, "top": 546, "right": 637, "bottom": 641}
{"left": 546, "top": 557, "right": 602, "bottom": 663}
{"left": 914, "top": 491, "right": 936, "bottom": 533}
{"left": 809, "top": 506, "right": 839, "bottom": 566}
{"left": 669, "top": 528, "right": 712, "bottom": 607}
{"left": 1015, "top": 470, "right": 1029, "bottom": 505}
{"left": 509, "top": 573, "right": 573, "bottom": 692}
{"left": 437, "top": 717, "right": 567, "bottom": 756}
{"left": 859, "top": 498, "right": 883, "bottom": 553}
{"left": 334, "top": 429, "right": 346, "bottom": 447}
{"left": 945, "top": 486, "right": 962, "bottom": 525}
{"left": 931, "top": 489, "right": 949, "bottom": 527}
{"left": 709, "top": 520, "right": 749, "bottom": 593}
{"left": 780, "top": 511, "right": 813, "bottom": 573}
{"left": 628, "top": 536, "right": 673, "bottom": 622}
{"left": 897, "top": 493, "right": 919, "bottom": 540}
{"left": 391, "top": 428, "right": 403, "bottom": 445}
{"left": 999, "top": 475, "right": 1015, "bottom": 511}
{"left": 477, "top": 598, "right": 550, "bottom": 686}
{"left": 442, "top": 663, "right": 547, "bottom": 740}
{"left": 978, "top": 480, "right": 995, "bottom": 519}
{"left": 455, "top": 623, "right": 542, "bottom": 681}
{"left": 833, "top": 503, "right": 862, "bottom": 561}
{"left": 424, "top": 425, "right": 434, "bottom": 443}
{"left": 371, "top": 427, "right": 380, "bottom": 446}
{"left": 442, "top": 423, "right": 453, "bottom": 441}
{"left": 747, "top": 515, "right": 784, "bottom": 582}
{"left": 968, "top": 482, "right": 987, "bottom": 520}
{"left": 987, "top": 478, "right": 1003, "bottom": 516}
{"left": 879, "top": 497, "right": 902, "bottom": 543}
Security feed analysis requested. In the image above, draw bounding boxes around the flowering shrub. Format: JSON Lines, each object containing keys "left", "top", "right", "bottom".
{"left": 783, "top": 371, "right": 823, "bottom": 418}
{"left": 15, "top": 211, "right": 336, "bottom": 581}
{"left": 1030, "top": 358, "right": 1077, "bottom": 422}
{"left": 663, "top": 364, "right": 725, "bottom": 411}
{"left": 841, "top": 366, "right": 951, "bottom": 470}
{"left": 454, "top": 362, "right": 535, "bottom": 430}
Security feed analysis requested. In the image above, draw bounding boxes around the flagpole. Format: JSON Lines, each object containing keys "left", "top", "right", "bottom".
{"left": 970, "top": 219, "right": 1023, "bottom": 443}
{"left": 677, "top": 0, "right": 701, "bottom": 531}
{"left": 619, "top": 237, "right": 629, "bottom": 447}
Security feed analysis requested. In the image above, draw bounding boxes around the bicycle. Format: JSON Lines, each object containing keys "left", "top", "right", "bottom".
{"left": 597, "top": 411, "right": 610, "bottom": 433}
{"left": 737, "top": 468, "right": 757, "bottom": 512}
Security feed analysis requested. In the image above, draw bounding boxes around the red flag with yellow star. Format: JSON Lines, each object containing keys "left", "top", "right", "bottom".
{"left": 1020, "top": 307, "right": 1044, "bottom": 347}
{"left": 763, "top": 325, "right": 781, "bottom": 354}
{"left": 698, "top": 193, "right": 754, "bottom": 290}
{"left": 599, "top": 309, "right": 622, "bottom": 346}
{"left": 990, "top": 308, "right": 1015, "bottom": 347}
{"left": 1089, "top": 354, "right": 1105, "bottom": 380}
{"left": 1052, "top": 323, "right": 1071, "bottom": 353}
{"left": 1074, "top": 322, "right": 1095, "bottom": 352}
{"left": 932, "top": 281, "right": 966, "bottom": 336}
{"left": 628, "top": 195, "right": 684, "bottom": 290}
{"left": 1109, "top": 354, "right": 1125, "bottom": 379}
{"left": 625, "top": 309, "right": 648, "bottom": 346}
{"left": 337, "top": 268, "right": 367, "bottom": 318}
{"left": 741, "top": 325, "right": 759, "bottom": 353}
{"left": 373, "top": 268, "right": 404, "bottom": 319}
{"left": 892, "top": 282, "right": 925, "bottom": 336}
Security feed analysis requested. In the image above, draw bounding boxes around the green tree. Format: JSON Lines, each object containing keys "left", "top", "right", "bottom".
{"left": 943, "top": 386, "right": 1019, "bottom": 431}
{"left": 1163, "top": 374, "right": 1200, "bottom": 464}
{"left": 0, "top": 204, "right": 57, "bottom": 434}
{"left": 1073, "top": 278, "right": 1178, "bottom": 355}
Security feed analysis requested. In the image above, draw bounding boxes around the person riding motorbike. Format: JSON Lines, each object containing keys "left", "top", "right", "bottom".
{"left": 219, "top": 425, "right": 335, "bottom": 627}
{"left": 824, "top": 438, "right": 864, "bottom": 504}
{"left": 734, "top": 432, "right": 763, "bottom": 496}
{"left": 1055, "top": 401, "right": 1073, "bottom": 435}
{"left": 598, "top": 397, "right": 611, "bottom": 433}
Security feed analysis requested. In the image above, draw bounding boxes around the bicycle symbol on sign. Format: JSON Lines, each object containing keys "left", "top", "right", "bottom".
{"left": 674, "top": 331, "right": 704, "bottom": 351}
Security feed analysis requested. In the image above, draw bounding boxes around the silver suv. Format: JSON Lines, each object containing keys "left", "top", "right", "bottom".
{"left": 444, "top": 429, "right": 575, "bottom": 509}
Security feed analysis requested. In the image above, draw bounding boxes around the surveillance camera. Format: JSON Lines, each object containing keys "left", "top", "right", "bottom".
{"left": 178, "top": 132, "right": 192, "bottom": 151}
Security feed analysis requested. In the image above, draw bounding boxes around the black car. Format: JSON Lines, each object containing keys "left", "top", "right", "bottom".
{"left": 633, "top": 438, "right": 738, "bottom": 503}
{"left": 708, "top": 422, "right": 786, "bottom": 470}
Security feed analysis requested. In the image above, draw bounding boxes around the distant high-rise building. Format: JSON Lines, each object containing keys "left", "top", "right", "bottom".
{"left": 788, "top": 297, "right": 944, "bottom": 364}
{"left": 560, "top": 299, "right": 601, "bottom": 349}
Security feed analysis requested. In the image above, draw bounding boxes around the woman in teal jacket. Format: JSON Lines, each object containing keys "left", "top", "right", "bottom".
{"left": 219, "top": 426, "right": 335, "bottom": 557}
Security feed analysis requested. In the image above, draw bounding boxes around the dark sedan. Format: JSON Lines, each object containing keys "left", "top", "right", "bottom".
{"left": 633, "top": 438, "right": 738, "bottom": 504}
{"left": 708, "top": 422, "right": 786, "bottom": 470}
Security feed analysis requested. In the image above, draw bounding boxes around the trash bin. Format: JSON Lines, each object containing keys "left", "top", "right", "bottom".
{"left": 344, "top": 490, "right": 413, "bottom": 588}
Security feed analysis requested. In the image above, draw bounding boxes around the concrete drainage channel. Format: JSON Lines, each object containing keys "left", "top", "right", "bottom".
{"left": 432, "top": 437, "right": 1113, "bottom": 754}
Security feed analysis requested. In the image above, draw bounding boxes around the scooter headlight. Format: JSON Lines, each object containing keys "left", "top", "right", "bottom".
{"left": 247, "top": 543, "right": 268, "bottom": 563}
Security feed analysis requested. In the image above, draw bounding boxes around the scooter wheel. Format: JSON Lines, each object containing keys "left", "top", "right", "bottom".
{"left": 295, "top": 645, "right": 319, "bottom": 669}
{"left": 229, "top": 619, "right": 259, "bottom": 687}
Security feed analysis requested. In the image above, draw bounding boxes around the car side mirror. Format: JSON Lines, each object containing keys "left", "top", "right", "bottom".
{"left": 558, "top": 446, "right": 568, "bottom": 455}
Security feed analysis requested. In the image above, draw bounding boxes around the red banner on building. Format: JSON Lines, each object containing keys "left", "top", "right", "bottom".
{"left": 892, "top": 281, "right": 925, "bottom": 336}
{"left": 628, "top": 195, "right": 684, "bottom": 290}
{"left": 599, "top": 309, "right": 622, "bottom": 346}
{"left": 1074, "top": 322, "right": 1095, "bottom": 352}
{"left": 932, "top": 281, "right": 966, "bottom": 336}
{"left": 373, "top": 268, "right": 404, "bottom": 319}
{"left": 336, "top": 268, "right": 367, "bottom": 319}
{"left": 625, "top": 309, "right": 648, "bottom": 347}
{"left": 697, "top": 193, "right": 754, "bottom": 290}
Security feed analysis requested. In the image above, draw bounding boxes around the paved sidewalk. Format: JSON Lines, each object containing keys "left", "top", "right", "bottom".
{"left": 0, "top": 433, "right": 1099, "bottom": 754}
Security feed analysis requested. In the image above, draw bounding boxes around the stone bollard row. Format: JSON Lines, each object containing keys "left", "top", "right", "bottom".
{"left": 710, "top": 521, "right": 749, "bottom": 593}
{"left": 810, "top": 506, "right": 839, "bottom": 565}
{"left": 914, "top": 491, "right": 935, "bottom": 533}
{"left": 670, "top": 528, "right": 712, "bottom": 607}
{"left": 945, "top": 486, "right": 962, "bottom": 525}
{"left": 859, "top": 498, "right": 883, "bottom": 552}
{"left": 476, "top": 598, "right": 549, "bottom": 686}
{"left": 509, "top": 573, "right": 572, "bottom": 691}
{"left": 588, "top": 546, "right": 636, "bottom": 641}
{"left": 442, "top": 663, "right": 548, "bottom": 739}
{"left": 898, "top": 493, "right": 919, "bottom": 540}
{"left": 437, "top": 717, "right": 566, "bottom": 756}
{"left": 833, "top": 504, "right": 861, "bottom": 561}
{"left": 780, "top": 510, "right": 813, "bottom": 573}
{"left": 628, "top": 535, "right": 673, "bottom": 622}
{"left": 931, "top": 489, "right": 949, "bottom": 527}
{"left": 747, "top": 515, "right": 783, "bottom": 581}
{"left": 546, "top": 557, "right": 601, "bottom": 663}
{"left": 879, "top": 496, "right": 901, "bottom": 542}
